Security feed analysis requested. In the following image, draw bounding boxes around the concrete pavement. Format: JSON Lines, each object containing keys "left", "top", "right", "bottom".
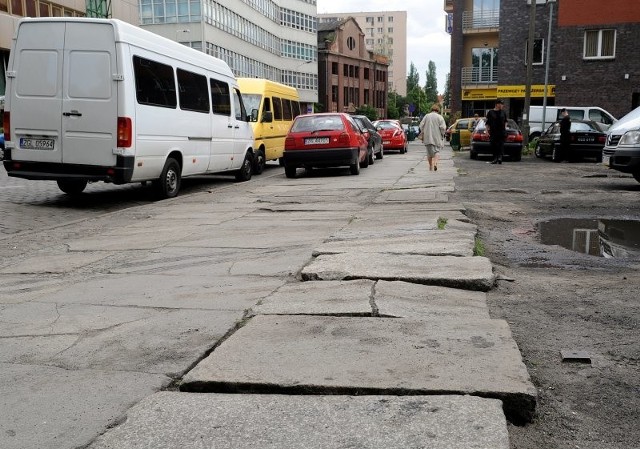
{"left": 0, "top": 142, "right": 536, "bottom": 449}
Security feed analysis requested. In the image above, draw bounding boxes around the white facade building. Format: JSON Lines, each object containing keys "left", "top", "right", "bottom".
{"left": 139, "top": 0, "right": 319, "bottom": 108}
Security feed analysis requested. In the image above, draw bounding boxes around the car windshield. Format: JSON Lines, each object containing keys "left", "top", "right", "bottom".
{"left": 571, "top": 122, "right": 600, "bottom": 132}
{"left": 376, "top": 121, "right": 400, "bottom": 130}
{"left": 291, "top": 115, "right": 345, "bottom": 132}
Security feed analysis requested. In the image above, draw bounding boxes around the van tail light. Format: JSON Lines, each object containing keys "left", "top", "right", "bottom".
{"left": 117, "top": 117, "right": 132, "bottom": 147}
{"left": 338, "top": 132, "right": 351, "bottom": 146}
{"left": 3, "top": 111, "right": 9, "bottom": 142}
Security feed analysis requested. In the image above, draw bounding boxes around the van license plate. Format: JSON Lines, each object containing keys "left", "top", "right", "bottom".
{"left": 602, "top": 155, "right": 610, "bottom": 166}
{"left": 20, "top": 138, "right": 54, "bottom": 150}
{"left": 305, "top": 137, "right": 329, "bottom": 145}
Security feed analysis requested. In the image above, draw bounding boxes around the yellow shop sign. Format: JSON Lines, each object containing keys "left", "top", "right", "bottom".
{"left": 497, "top": 85, "right": 556, "bottom": 98}
{"left": 461, "top": 88, "right": 497, "bottom": 100}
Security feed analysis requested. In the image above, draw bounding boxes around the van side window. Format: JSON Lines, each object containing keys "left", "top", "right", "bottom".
{"left": 590, "top": 109, "right": 613, "bottom": 125}
{"left": 292, "top": 101, "right": 301, "bottom": 118}
{"left": 133, "top": 56, "right": 177, "bottom": 108}
{"left": 273, "top": 96, "right": 283, "bottom": 121}
{"left": 282, "top": 99, "right": 293, "bottom": 120}
{"left": 262, "top": 97, "right": 271, "bottom": 115}
{"left": 567, "top": 110, "right": 584, "bottom": 120}
{"left": 233, "top": 88, "right": 247, "bottom": 121}
{"left": 177, "top": 68, "right": 210, "bottom": 113}
{"left": 210, "top": 78, "right": 231, "bottom": 116}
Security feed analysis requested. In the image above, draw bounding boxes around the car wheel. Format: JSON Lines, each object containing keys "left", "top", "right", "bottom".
{"left": 376, "top": 147, "right": 384, "bottom": 160}
{"left": 368, "top": 147, "right": 375, "bottom": 165}
{"left": 57, "top": 179, "right": 87, "bottom": 195}
{"left": 350, "top": 161, "right": 360, "bottom": 175}
{"left": 154, "top": 157, "right": 181, "bottom": 199}
{"left": 511, "top": 149, "right": 522, "bottom": 162}
{"left": 469, "top": 151, "right": 477, "bottom": 160}
{"left": 253, "top": 149, "right": 266, "bottom": 175}
{"left": 360, "top": 151, "right": 369, "bottom": 168}
{"left": 235, "top": 152, "right": 253, "bottom": 181}
{"left": 285, "top": 165, "right": 297, "bottom": 178}
{"left": 534, "top": 144, "right": 542, "bottom": 158}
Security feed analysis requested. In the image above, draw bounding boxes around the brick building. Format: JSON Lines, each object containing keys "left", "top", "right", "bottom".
{"left": 318, "top": 17, "right": 389, "bottom": 118}
{"left": 446, "top": 0, "right": 640, "bottom": 122}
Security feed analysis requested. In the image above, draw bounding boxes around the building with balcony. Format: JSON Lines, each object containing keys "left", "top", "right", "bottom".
{"left": 317, "top": 17, "right": 389, "bottom": 118}
{"left": 318, "top": 10, "right": 406, "bottom": 96}
{"left": 446, "top": 0, "right": 640, "bottom": 122}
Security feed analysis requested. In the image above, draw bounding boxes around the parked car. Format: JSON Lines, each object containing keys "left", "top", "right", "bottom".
{"left": 373, "top": 119, "right": 408, "bottom": 153}
{"left": 602, "top": 106, "right": 640, "bottom": 183}
{"left": 283, "top": 112, "right": 369, "bottom": 178}
{"left": 535, "top": 119, "right": 606, "bottom": 162}
{"left": 449, "top": 117, "right": 478, "bottom": 149}
{"left": 469, "top": 118, "right": 523, "bottom": 161}
{"left": 352, "top": 115, "right": 383, "bottom": 163}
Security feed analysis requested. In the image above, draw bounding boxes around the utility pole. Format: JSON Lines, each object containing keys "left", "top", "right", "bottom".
{"left": 523, "top": 0, "right": 537, "bottom": 147}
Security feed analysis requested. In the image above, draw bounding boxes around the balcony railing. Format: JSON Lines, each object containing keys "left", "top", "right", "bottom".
{"left": 461, "top": 67, "right": 498, "bottom": 85}
{"left": 462, "top": 10, "right": 500, "bottom": 31}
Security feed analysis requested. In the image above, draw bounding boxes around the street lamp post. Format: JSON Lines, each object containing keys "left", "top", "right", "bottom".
{"left": 523, "top": 0, "right": 536, "bottom": 147}
{"left": 541, "top": 0, "right": 556, "bottom": 132}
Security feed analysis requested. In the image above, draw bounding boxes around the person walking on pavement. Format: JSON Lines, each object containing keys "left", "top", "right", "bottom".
{"left": 485, "top": 99, "right": 507, "bottom": 164}
{"left": 418, "top": 104, "right": 447, "bottom": 171}
{"left": 558, "top": 108, "right": 571, "bottom": 162}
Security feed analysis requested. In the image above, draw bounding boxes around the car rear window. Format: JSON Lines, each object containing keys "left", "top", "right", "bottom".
{"left": 291, "top": 115, "right": 345, "bottom": 132}
{"left": 376, "top": 121, "right": 399, "bottom": 130}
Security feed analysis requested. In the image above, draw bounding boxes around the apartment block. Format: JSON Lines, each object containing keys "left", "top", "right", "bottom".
{"left": 318, "top": 10, "right": 406, "bottom": 96}
{"left": 446, "top": 0, "right": 640, "bottom": 122}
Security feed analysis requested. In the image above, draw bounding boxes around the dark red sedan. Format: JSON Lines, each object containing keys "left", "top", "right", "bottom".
{"left": 283, "top": 113, "right": 369, "bottom": 178}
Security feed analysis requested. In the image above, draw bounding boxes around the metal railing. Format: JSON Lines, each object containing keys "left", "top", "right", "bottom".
{"left": 462, "top": 10, "right": 500, "bottom": 31}
{"left": 461, "top": 67, "right": 498, "bottom": 85}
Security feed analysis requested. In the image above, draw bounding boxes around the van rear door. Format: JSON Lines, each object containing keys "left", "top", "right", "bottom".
{"left": 11, "top": 21, "right": 117, "bottom": 167}
{"left": 62, "top": 22, "right": 118, "bottom": 166}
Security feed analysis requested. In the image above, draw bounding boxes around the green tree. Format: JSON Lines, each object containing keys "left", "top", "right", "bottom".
{"left": 406, "top": 62, "right": 420, "bottom": 93}
{"left": 386, "top": 91, "right": 401, "bottom": 119}
{"left": 424, "top": 61, "right": 439, "bottom": 105}
{"left": 443, "top": 73, "right": 451, "bottom": 110}
{"left": 354, "top": 104, "right": 378, "bottom": 121}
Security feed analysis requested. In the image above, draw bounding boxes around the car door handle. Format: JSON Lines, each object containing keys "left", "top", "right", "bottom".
{"left": 228, "top": 124, "right": 233, "bottom": 128}
{"left": 63, "top": 110, "right": 82, "bottom": 117}
{"left": 234, "top": 125, "right": 240, "bottom": 129}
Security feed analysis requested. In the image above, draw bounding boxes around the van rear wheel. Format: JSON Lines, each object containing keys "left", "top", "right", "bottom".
{"left": 155, "top": 157, "right": 181, "bottom": 199}
{"left": 57, "top": 179, "right": 87, "bottom": 195}
{"left": 253, "top": 149, "right": 266, "bottom": 175}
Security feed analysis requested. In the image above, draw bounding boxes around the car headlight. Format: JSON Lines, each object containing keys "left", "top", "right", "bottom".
{"left": 619, "top": 130, "right": 640, "bottom": 145}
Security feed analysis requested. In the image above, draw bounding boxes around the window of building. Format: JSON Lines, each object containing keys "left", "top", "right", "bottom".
{"left": 525, "top": 38, "right": 544, "bottom": 65}
{"left": 0, "top": 0, "right": 8, "bottom": 12}
{"left": 377, "top": 27, "right": 383, "bottom": 33}
{"left": 366, "top": 16, "right": 373, "bottom": 24}
{"left": 472, "top": 47, "right": 498, "bottom": 82}
{"left": 332, "top": 62, "right": 339, "bottom": 75}
{"left": 347, "top": 36, "right": 356, "bottom": 50}
{"left": 388, "top": 27, "right": 393, "bottom": 33}
{"left": 377, "top": 16, "right": 383, "bottom": 22}
{"left": 388, "top": 16, "right": 393, "bottom": 22}
{"left": 366, "top": 38, "right": 374, "bottom": 46}
{"left": 387, "top": 37, "right": 393, "bottom": 44}
{"left": 10, "top": 0, "right": 23, "bottom": 15}
{"left": 584, "top": 29, "right": 616, "bottom": 59}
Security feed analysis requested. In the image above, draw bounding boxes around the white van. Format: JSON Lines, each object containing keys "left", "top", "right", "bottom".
{"left": 529, "top": 105, "right": 617, "bottom": 139}
{"left": 2, "top": 18, "right": 255, "bottom": 198}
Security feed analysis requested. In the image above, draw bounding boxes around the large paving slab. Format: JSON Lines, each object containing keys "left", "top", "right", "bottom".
{"left": 88, "top": 392, "right": 510, "bottom": 449}
{"left": 0, "top": 363, "right": 169, "bottom": 449}
{"left": 301, "top": 253, "right": 495, "bottom": 291}
{"left": 182, "top": 315, "right": 537, "bottom": 423}
{"left": 251, "top": 279, "right": 375, "bottom": 316}
{"left": 313, "top": 230, "right": 475, "bottom": 257}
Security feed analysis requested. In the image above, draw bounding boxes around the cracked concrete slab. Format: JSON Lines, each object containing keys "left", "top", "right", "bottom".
{"left": 0, "top": 252, "right": 111, "bottom": 274}
{"left": 375, "top": 281, "right": 490, "bottom": 319}
{"left": 88, "top": 392, "right": 510, "bottom": 449}
{"left": 250, "top": 280, "right": 375, "bottom": 316}
{"left": 0, "top": 363, "right": 169, "bottom": 449}
{"left": 301, "top": 253, "right": 495, "bottom": 291}
{"left": 313, "top": 231, "right": 475, "bottom": 257}
{"left": 181, "top": 315, "right": 537, "bottom": 423}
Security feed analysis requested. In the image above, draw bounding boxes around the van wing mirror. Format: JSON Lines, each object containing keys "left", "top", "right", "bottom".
{"left": 261, "top": 111, "right": 273, "bottom": 123}
{"left": 250, "top": 109, "right": 258, "bottom": 122}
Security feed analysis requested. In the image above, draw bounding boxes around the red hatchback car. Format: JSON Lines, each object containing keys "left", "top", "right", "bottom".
{"left": 373, "top": 119, "right": 408, "bottom": 153}
{"left": 283, "top": 113, "right": 369, "bottom": 178}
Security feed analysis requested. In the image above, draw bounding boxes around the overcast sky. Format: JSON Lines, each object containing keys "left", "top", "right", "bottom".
{"left": 316, "top": 0, "right": 452, "bottom": 94}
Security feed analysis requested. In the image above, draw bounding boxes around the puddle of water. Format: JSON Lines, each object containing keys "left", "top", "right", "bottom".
{"left": 539, "top": 218, "right": 640, "bottom": 258}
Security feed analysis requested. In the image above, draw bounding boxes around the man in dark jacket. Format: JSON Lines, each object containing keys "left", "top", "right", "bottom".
{"left": 558, "top": 108, "right": 571, "bottom": 162}
{"left": 486, "top": 99, "right": 507, "bottom": 164}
